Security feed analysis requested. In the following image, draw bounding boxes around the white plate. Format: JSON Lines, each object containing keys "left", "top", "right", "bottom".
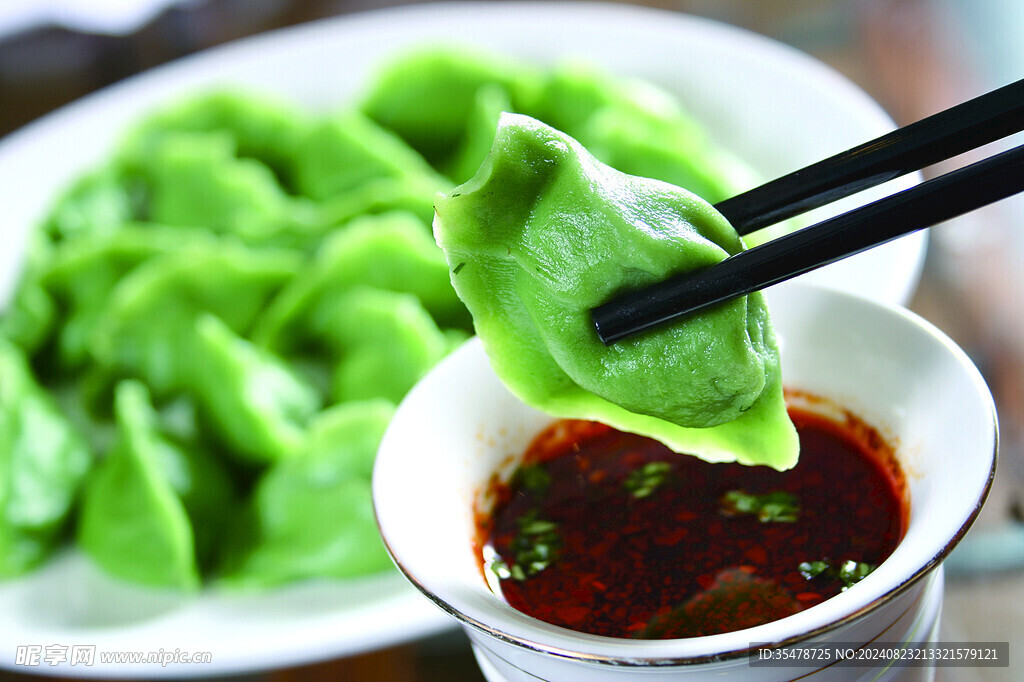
{"left": 0, "top": 550, "right": 446, "bottom": 676}
{"left": 0, "top": 2, "right": 927, "bottom": 677}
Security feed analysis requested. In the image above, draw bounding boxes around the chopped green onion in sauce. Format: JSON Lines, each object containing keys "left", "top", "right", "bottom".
{"left": 491, "top": 509, "right": 561, "bottom": 581}
{"left": 799, "top": 558, "right": 877, "bottom": 590}
{"left": 513, "top": 464, "right": 552, "bottom": 494}
{"left": 624, "top": 460, "right": 672, "bottom": 499}
{"left": 720, "top": 490, "right": 800, "bottom": 522}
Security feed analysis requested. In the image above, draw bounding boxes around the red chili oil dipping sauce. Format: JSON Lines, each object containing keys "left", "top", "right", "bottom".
{"left": 476, "top": 405, "right": 908, "bottom": 639}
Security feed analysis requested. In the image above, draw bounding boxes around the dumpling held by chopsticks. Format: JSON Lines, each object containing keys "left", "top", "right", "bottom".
{"left": 433, "top": 114, "right": 798, "bottom": 469}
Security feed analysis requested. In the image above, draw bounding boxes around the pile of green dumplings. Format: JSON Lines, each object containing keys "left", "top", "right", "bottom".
{"left": 0, "top": 47, "right": 758, "bottom": 590}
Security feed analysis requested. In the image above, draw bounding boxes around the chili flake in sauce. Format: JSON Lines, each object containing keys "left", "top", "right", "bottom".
{"left": 477, "top": 407, "right": 907, "bottom": 639}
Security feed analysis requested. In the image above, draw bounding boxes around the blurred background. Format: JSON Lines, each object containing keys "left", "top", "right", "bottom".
{"left": 1, "top": 1, "right": 1022, "bottom": 680}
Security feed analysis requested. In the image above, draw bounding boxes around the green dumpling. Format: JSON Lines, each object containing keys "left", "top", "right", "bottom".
{"left": 41, "top": 224, "right": 217, "bottom": 370}
{"left": 519, "top": 60, "right": 757, "bottom": 207}
{"left": 219, "top": 400, "right": 396, "bottom": 588}
{"left": 42, "top": 166, "right": 141, "bottom": 243}
{"left": 125, "top": 130, "right": 312, "bottom": 243}
{"left": 317, "top": 287, "right": 451, "bottom": 404}
{"left": 254, "top": 211, "right": 469, "bottom": 351}
{"left": 187, "top": 314, "right": 320, "bottom": 464}
{"left": 89, "top": 242, "right": 300, "bottom": 394}
{"left": 360, "top": 47, "right": 539, "bottom": 167}
{"left": 0, "top": 232, "right": 56, "bottom": 355}
{"left": 289, "top": 110, "right": 449, "bottom": 201}
{"left": 443, "top": 83, "right": 513, "bottom": 184}
{"left": 123, "top": 89, "right": 309, "bottom": 184}
{"left": 77, "top": 381, "right": 235, "bottom": 589}
{"left": 434, "top": 114, "right": 797, "bottom": 469}
{"left": 578, "top": 98, "right": 755, "bottom": 206}
{"left": 0, "top": 277, "right": 54, "bottom": 356}
{"left": 517, "top": 59, "right": 678, "bottom": 141}
{"left": 0, "top": 339, "right": 91, "bottom": 578}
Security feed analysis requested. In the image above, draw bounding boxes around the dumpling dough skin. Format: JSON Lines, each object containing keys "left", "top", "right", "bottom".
{"left": 434, "top": 114, "right": 798, "bottom": 469}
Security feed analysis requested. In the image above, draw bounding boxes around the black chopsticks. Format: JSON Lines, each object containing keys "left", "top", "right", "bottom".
{"left": 592, "top": 79, "right": 1024, "bottom": 346}
{"left": 718, "top": 78, "right": 1024, "bottom": 235}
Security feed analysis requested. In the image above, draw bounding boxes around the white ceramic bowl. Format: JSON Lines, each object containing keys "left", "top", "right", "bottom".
{"left": 374, "top": 283, "right": 997, "bottom": 681}
{"left": 0, "top": 2, "right": 927, "bottom": 676}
